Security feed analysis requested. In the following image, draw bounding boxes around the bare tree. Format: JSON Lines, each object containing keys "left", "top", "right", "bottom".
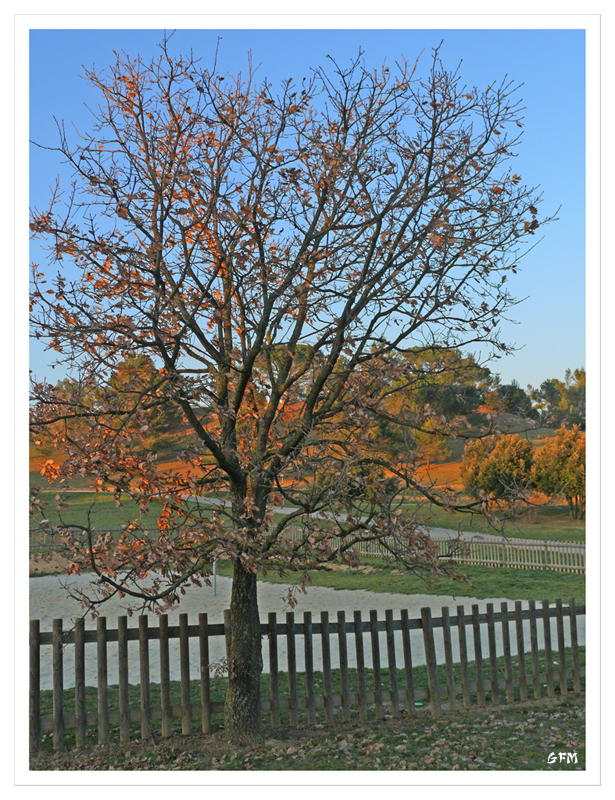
{"left": 30, "top": 40, "right": 551, "bottom": 743}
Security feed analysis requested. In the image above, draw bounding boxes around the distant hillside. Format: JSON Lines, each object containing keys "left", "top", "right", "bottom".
{"left": 29, "top": 411, "right": 561, "bottom": 492}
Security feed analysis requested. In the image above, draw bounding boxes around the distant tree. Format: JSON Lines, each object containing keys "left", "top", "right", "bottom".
{"left": 562, "top": 368, "right": 586, "bottom": 429}
{"left": 530, "top": 378, "right": 561, "bottom": 418}
{"left": 529, "top": 368, "right": 585, "bottom": 429}
{"left": 532, "top": 425, "right": 585, "bottom": 519}
{"left": 461, "top": 433, "right": 534, "bottom": 508}
{"left": 409, "top": 348, "right": 491, "bottom": 419}
{"left": 358, "top": 347, "right": 492, "bottom": 468}
{"left": 33, "top": 356, "right": 185, "bottom": 464}
{"left": 484, "top": 379, "right": 537, "bottom": 419}
{"left": 104, "top": 354, "right": 184, "bottom": 435}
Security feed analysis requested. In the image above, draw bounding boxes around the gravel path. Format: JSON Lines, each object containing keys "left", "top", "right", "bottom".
{"left": 30, "top": 572, "right": 585, "bottom": 691}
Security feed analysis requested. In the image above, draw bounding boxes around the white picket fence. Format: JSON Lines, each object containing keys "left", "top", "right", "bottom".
{"left": 30, "top": 527, "right": 586, "bottom": 575}
{"left": 350, "top": 533, "right": 585, "bottom": 574}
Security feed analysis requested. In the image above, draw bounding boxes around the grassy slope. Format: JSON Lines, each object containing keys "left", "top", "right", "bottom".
{"left": 29, "top": 490, "right": 166, "bottom": 531}
{"left": 29, "top": 414, "right": 583, "bottom": 543}
{"left": 403, "top": 503, "right": 585, "bottom": 544}
{"left": 30, "top": 485, "right": 586, "bottom": 602}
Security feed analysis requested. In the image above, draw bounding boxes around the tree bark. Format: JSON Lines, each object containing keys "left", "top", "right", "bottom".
{"left": 224, "top": 561, "right": 263, "bottom": 745}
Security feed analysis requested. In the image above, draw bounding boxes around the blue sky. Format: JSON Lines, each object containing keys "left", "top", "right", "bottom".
{"left": 28, "top": 25, "right": 588, "bottom": 391}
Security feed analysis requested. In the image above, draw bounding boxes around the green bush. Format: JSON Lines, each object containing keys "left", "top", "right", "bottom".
{"left": 461, "top": 434, "right": 534, "bottom": 505}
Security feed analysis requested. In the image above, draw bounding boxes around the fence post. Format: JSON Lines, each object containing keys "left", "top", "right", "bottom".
{"left": 385, "top": 609, "right": 399, "bottom": 718}
{"left": 118, "top": 616, "right": 131, "bottom": 743}
{"left": 471, "top": 605, "right": 486, "bottom": 708}
{"left": 540, "top": 600, "right": 555, "bottom": 698}
{"left": 555, "top": 598, "right": 568, "bottom": 695}
{"left": 569, "top": 597, "right": 581, "bottom": 693}
{"left": 52, "top": 618, "right": 64, "bottom": 751}
{"left": 421, "top": 607, "right": 441, "bottom": 718}
{"left": 159, "top": 615, "right": 172, "bottom": 738}
{"left": 486, "top": 603, "right": 500, "bottom": 706}
{"left": 29, "top": 620, "right": 40, "bottom": 753}
{"left": 369, "top": 610, "right": 383, "bottom": 720}
{"left": 321, "top": 611, "right": 334, "bottom": 723}
{"left": 528, "top": 600, "right": 542, "bottom": 699}
{"left": 500, "top": 603, "right": 514, "bottom": 704}
{"left": 199, "top": 613, "right": 211, "bottom": 734}
{"left": 178, "top": 614, "right": 191, "bottom": 735}
{"left": 286, "top": 612, "right": 298, "bottom": 727}
{"left": 97, "top": 617, "right": 109, "bottom": 744}
{"left": 138, "top": 616, "right": 151, "bottom": 739}
{"left": 338, "top": 611, "right": 351, "bottom": 722}
{"left": 456, "top": 606, "right": 472, "bottom": 710}
{"left": 304, "top": 612, "right": 316, "bottom": 725}
{"left": 74, "top": 618, "right": 86, "bottom": 748}
{"left": 514, "top": 600, "right": 528, "bottom": 701}
{"left": 400, "top": 609, "right": 416, "bottom": 716}
{"left": 268, "top": 612, "right": 279, "bottom": 729}
{"left": 441, "top": 606, "right": 456, "bottom": 712}
{"left": 354, "top": 610, "right": 367, "bottom": 721}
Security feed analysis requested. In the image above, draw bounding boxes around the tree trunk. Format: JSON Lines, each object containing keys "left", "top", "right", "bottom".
{"left": 224, "top": 561, "right": 263, "bottom": 745}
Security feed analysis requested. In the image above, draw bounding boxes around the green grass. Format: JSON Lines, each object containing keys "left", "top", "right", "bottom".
{"left": 29, "top": 491, "right": 215, "bottom": 536}
{"left": 32, "top": 695, "right": 587, "bottom": 771}
{"left": 29, "top": 471, "right": 96, "bottom": 491}
{"left": 29, "top": 491, "right": 166, "bottom": 534}
{"left": 404, "top": 502, "right": 585, "bottom": 544}
{"left": 30, "top": 486, "right": 585, "bottom": 546}
{"left": 214, "top": 557, "right": 585, "bottom": 603}
{"left": 33, "top": 647, "right": 585, "bottom": 770}
{"left": 31, "top": 695, "right": 586, "bottom": 771}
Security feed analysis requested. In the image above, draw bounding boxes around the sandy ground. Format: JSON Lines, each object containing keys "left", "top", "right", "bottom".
{"left": 29, "top": 551, "right": 73, "bottom": 577}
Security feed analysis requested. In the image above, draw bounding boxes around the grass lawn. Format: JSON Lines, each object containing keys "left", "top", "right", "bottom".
{"left": 29, "top": 490, "right": 166, "bottom": 533}
{"left": 33, "top": 647, "right": 585, "bottom": 771}
{"left": 214, "top": 557, "right": 585, "bottom": 603}
{"left": 30, "top": 485, "right": 585, "bottom": 545}
{"left": 29, "top": 490, "right": 213, "bottom": 534}
{"left": 403, "top": 502, "right": 585, "bottom": 545}
{"left": 30, "top": 694, "right": 586, "bottom": 771}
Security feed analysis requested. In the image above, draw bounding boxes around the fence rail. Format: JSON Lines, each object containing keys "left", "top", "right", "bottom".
{"left": 30, "top": 597, "right": 585, "bottom": 752}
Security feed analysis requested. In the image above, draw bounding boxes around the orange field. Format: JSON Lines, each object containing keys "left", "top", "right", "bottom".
{"left": 414, "top": 460, "right": 464, "bottom": 489}
{"left": 28, "top": 427, "right": 557, "bottom": 494}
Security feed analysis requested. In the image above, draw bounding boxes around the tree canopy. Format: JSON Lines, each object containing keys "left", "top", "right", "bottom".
{"left": 460, "top": 433, "right": 534, "bottom": 509}
{"left": 529, "top": 368, "right": 586, "bottom": 429}
{"left": 30, "top": 41, "right": 549, "bottom": 743}
{"left": 532, "top": 425, "right": 585, "bottom": 519}
{"left": 483, "top": 378, "right": 537, "bottom": 419}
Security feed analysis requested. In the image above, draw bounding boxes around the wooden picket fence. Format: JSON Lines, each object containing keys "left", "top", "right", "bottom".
{"left": 30, "top": 597, "right": 585, "bottom": 752}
